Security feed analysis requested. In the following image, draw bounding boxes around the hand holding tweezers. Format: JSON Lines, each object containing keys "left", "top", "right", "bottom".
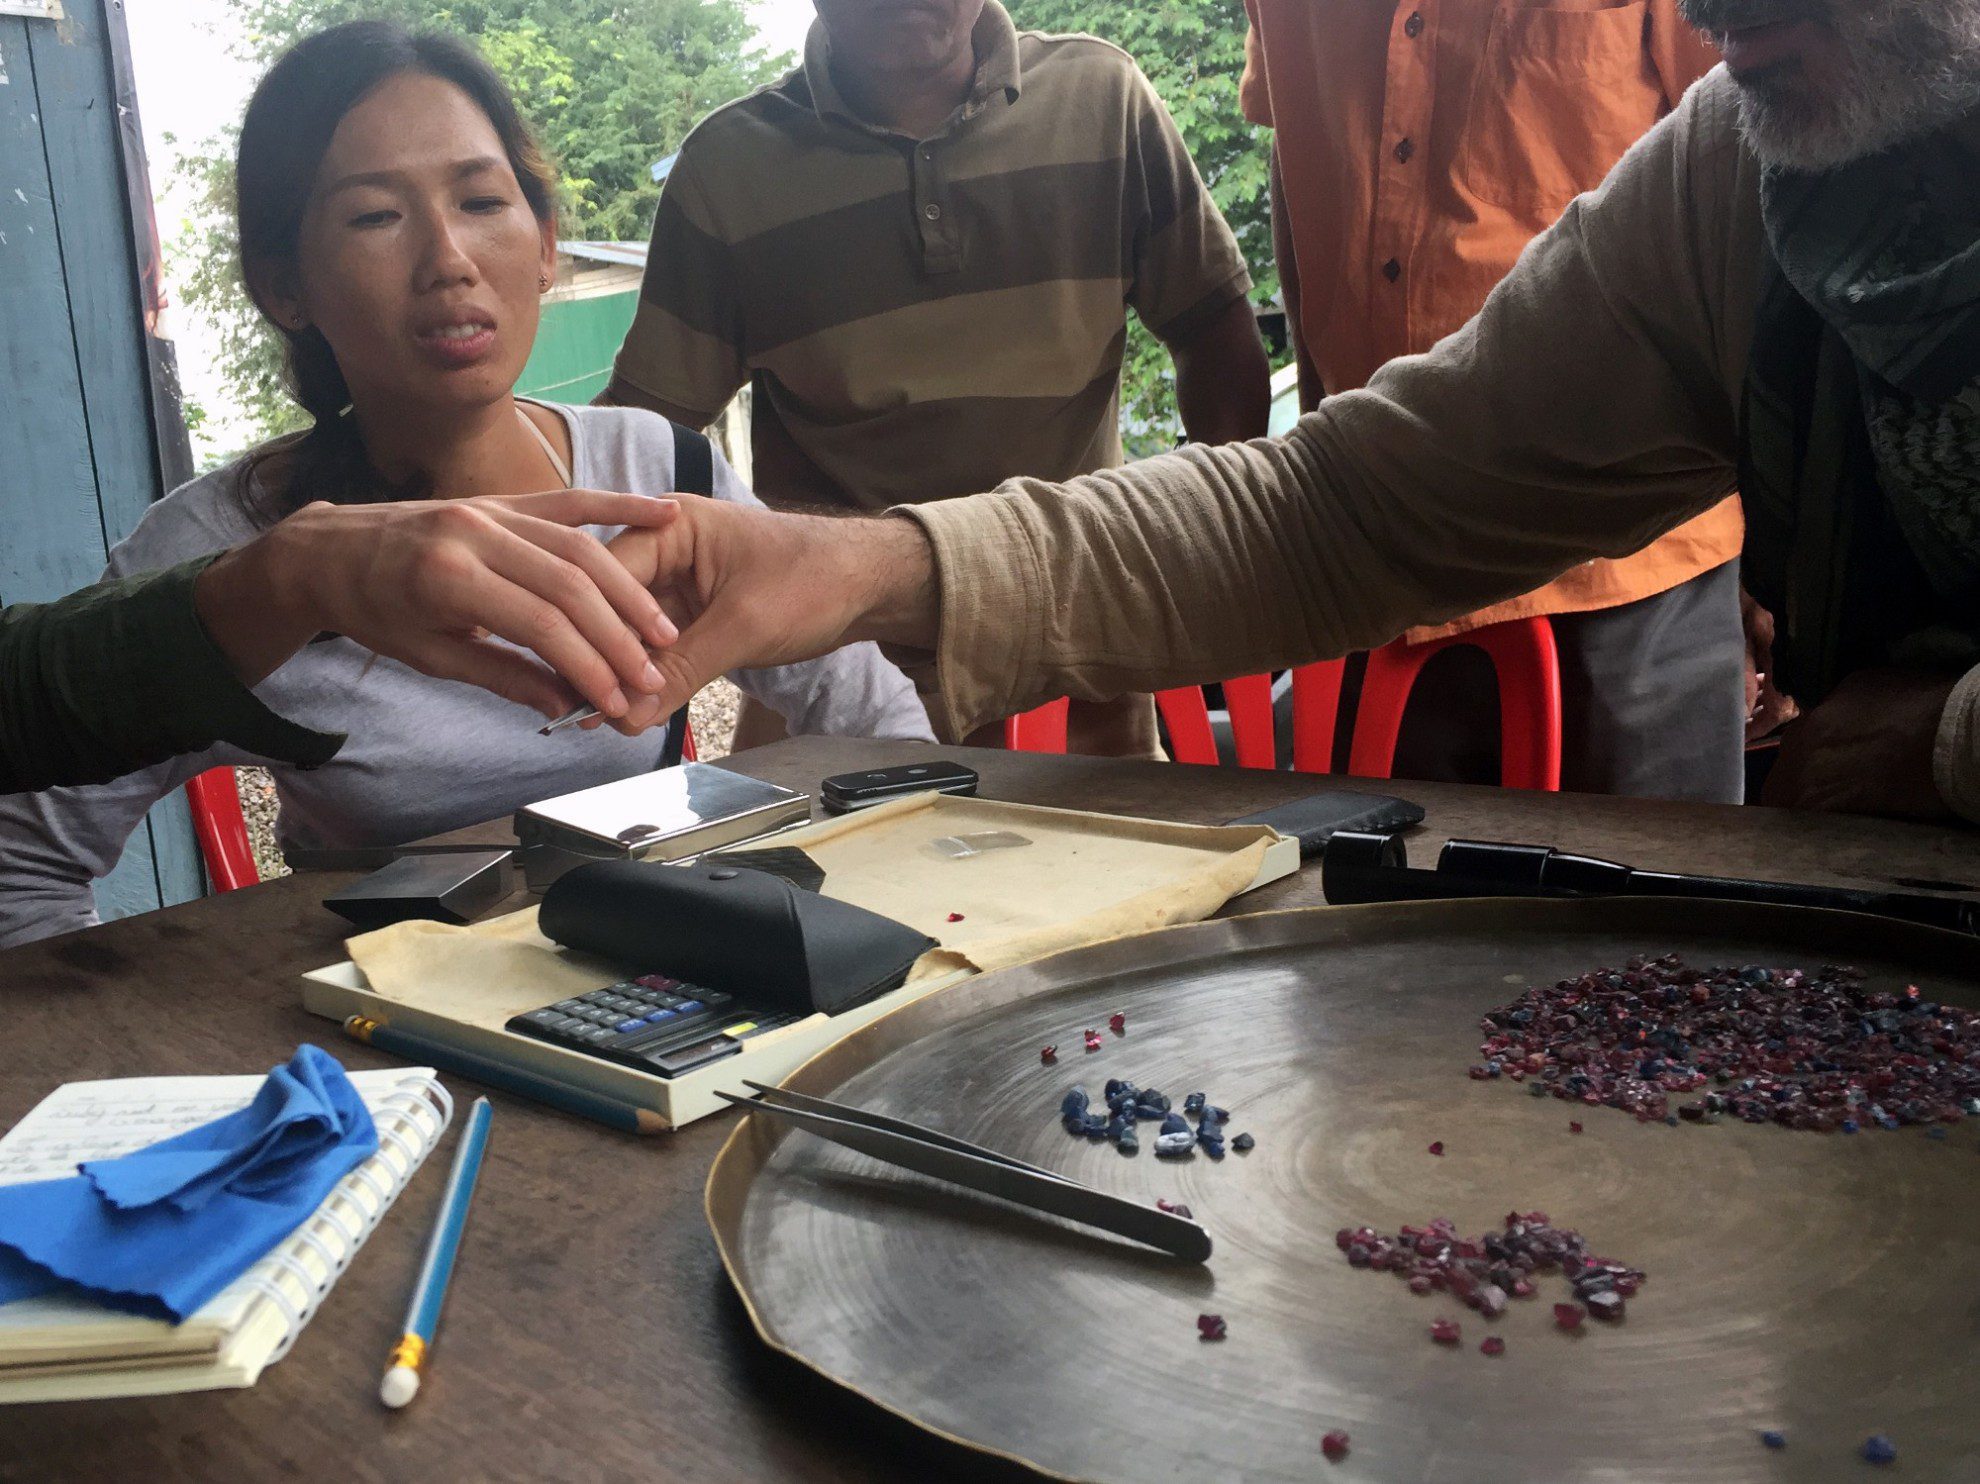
{"left": 715, "top": 1081, "right": 1212, "bottom": 1263}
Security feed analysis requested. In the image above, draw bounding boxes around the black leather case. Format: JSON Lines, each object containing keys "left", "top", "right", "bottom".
{"left": 538, "top": 860, "right": 936, "bottom": 1017}
{"left": 1226, "top": 790, "right": 1426, "bottom": 858}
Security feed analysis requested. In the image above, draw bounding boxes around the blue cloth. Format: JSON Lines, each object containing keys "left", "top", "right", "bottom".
{"left": 0, "top": 1045, "right": 378, "bottom": 1322}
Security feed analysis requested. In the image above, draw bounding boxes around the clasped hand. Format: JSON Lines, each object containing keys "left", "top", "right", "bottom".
{"left": 196, "top": 490, "right": 934, "bottom": 736}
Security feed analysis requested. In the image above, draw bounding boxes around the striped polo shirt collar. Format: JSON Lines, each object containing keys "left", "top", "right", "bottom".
{"left": 801, "top": 1, "right": 1023, "bottom": 133}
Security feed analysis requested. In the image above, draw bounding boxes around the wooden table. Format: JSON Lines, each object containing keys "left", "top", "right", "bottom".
{"left": 2, "top": 739, "right": 1974, "bottom": 1481}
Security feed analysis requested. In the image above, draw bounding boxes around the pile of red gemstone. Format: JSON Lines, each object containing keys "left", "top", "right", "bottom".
{"left": 1336, "top": 1212, "right": 1644, "bottom": 1325}
{"left": 1472, "top": 955, "right": 1980, "bottom": 1131}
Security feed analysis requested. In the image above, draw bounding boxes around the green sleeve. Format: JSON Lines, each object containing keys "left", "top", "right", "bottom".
{"left": 0, "top": 554, "right": 344, "bottom": 794}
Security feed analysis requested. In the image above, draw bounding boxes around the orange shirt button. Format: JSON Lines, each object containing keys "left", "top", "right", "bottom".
{"left": 1395, "top": 138, "right": 1415, "bottom": 164}
{"left": 1381, "top": 258, "right": 1401, "bottom": 283}
{"left": 1404, "top": 10, "right": 1424, "bottom": 37}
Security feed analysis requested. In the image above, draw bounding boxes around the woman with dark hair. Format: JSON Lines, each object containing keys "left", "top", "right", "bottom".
{"left": 0, "top": 21, "right": 929, "bottom": 947}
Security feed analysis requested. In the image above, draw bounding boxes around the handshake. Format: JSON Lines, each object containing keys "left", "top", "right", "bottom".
{"left": 196, "top": 489, "right": 940, "bottom": 735}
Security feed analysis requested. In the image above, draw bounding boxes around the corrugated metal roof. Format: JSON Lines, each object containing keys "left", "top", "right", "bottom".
{"left": 560, "top": 241, "right": 650, "bottom": 269}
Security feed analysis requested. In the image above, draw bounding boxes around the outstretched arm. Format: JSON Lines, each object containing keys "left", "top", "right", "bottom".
{"left": 615, "top": 83, "right": 1757, "bottom": 737}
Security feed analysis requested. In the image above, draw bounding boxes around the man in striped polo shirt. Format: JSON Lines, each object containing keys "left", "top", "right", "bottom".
{"left": 604, "top": 0, "right": 1270, "bottom": 756}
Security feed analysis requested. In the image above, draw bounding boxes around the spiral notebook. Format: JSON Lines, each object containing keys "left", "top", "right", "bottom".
{"left": 0, "top": 1066, "right": 452, "bottom": 1402}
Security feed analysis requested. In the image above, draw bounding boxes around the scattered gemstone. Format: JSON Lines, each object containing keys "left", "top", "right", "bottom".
{"left": 1184, "top": 1092, "right": 1207, "bottom": 1115}
{"left": 1109, "top": 1011, "right": 1127, "bottom": 1035}
{"left": 1480, "top": 1336, "right": 1505, "bottom": 1356}
{"left": 946, "top": 912, "right": 965, "bottom": 923}
{"left": 1759, "top": 1430, "right": 1786, "bottom": 1450}
{"left": 1478, "top": 955, "right": 1980, "bottom": 1133}
{"left": 1430, "top": 1318, "right": 1462, "bottom": 1345}
{"left": 1584, "top": 1291, "right": 1625, "bottom": 1322}
{"left": 1569, "top": 1122, "right": 1583, "bottom": 1134}
{"left": 1233, "top": 1132, "right": 1255, "bottom": 1152}
{"left": 1083, "top": 1029, "right": 1103, "bottom": 1053}
{"left": 1040, "top": 1045, "right": 1057, "bottom": 1065}
{"left": 1861, "top": 1434, "right": 1896, "bottom": 1465}
{"left": 1428, "top": 1141, "right": 1445, "bottom": 1156}
{"left": 1156, "top": 1199, "right": 1193, "bottom": 1219}
{"left": 1554, "top": 1303, "right": 1585, "bottom": 1331}
{"left": 1321, "top": 1430, "right": 1350, "bottom": 1462}
{"left": 1155, "top": 1129, "right": 1198, "bottom": 1157}
{"left": 1197, "top": 1313, "right": 1227, "bottom": 1341}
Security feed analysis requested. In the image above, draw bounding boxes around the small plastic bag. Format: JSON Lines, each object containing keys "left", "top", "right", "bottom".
{"left": 928, "top": 831, "right": 1033, "bottom": 859}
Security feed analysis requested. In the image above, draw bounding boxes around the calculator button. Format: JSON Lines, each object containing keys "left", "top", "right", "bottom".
{"left": 615, "top": 1019, "right": 646, "bottom": 1034}
{"left": 642, "top": 1008, "right": 678, "bottom": 1024}
{"left": 674, "top": 999, "right": 704, "bottom": 1014}
{"left": 577, "top": 1026, "right": 615, "bottom": 1043}
{"left": 700, "top": 990, "right": 733, "bottom": 1007}
{"left": 636, "top": 974, "right": 680, "bottom": 992}
{"left": 554, "top": 999, "right": 585, "bottom": 1013}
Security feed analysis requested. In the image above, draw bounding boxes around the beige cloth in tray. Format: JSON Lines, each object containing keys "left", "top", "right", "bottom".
{"left": 347, "top": 793, "right": 1273, "bottom": 1016}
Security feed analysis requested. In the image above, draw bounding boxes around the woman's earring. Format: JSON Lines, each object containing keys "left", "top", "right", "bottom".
{"left": 538, "top": 274, "right": 550, "bottom": 291}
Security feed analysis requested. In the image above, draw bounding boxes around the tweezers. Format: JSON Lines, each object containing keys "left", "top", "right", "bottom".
{"left": 715, "top": 1081, "right": 1212, "bottom": 1263}
{"left": 539, "top": 704, "right": 600, "bottom": 736}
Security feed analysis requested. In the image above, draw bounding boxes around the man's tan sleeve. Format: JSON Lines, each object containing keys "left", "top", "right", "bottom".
{"left": 612, "top": 148, "right": 750, "bottom": 423}
{"left": 1123, "top": 65, "right": 1254, "bottom": 343}
{"left": 899, "top": 77, "right": 1761, "bottom": 742}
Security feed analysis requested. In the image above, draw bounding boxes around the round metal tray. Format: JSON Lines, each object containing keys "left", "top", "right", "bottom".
{"left": 706, "top": 899, "right": 1980, "bottom": 1482}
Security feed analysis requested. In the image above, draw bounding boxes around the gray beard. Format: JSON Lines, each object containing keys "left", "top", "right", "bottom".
{"left": 1681, "top": 0, "right": 1980, "bottom": 169}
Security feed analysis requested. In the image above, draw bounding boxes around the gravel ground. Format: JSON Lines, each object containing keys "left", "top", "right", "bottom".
{"left": 238, "top": 678, "right": 744, "bottom": 882}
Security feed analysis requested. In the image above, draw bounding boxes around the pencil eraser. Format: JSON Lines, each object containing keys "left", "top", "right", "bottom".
{"left": 380, "top": 1365, "right": 421, "bottom": 1408}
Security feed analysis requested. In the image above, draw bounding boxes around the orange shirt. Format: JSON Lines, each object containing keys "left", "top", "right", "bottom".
{"left": 1241, "top": 0, "right": 1744, "bottom": 640}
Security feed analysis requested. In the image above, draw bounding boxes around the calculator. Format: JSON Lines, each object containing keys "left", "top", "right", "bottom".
{"left": 506, "top": 974, "right": 797, "bottom": 1078}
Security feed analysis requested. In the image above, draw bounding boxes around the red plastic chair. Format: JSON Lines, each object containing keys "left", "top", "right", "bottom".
{"left": 1348, "top": 617, "right": 1562, "bottom": 791}
{"left": 1153, "top": 663, "right": 1346, "bottom": 772}
{"left": 185, "top": 767, "right": 258, "bottom": 893}
{"left": 1003, "top": 698, "right": 1070, "bottom": 753}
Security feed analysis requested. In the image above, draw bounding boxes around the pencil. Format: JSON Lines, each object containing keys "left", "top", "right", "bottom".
{"left": 342, "top": 1015, "right": 668, "bottom": 1135}
{"left": 380, "top": 1095, "right": 491, "bottom": 1409}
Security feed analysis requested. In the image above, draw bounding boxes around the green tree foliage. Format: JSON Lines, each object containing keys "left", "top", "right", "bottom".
{"left": 173, "top": 0, "right": 790, "bottom": 452}
{"left": 1009, "top": 0, "right": 1277, "bottom": 454}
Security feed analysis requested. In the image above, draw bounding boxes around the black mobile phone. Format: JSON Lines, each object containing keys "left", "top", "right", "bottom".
{"left": 820, "top": 760, "right": 980, "bottom": 814}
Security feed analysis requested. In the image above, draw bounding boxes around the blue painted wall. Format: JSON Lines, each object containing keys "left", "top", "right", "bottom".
{"left": 0, "top": 0, "right": 204, "bottom": 921}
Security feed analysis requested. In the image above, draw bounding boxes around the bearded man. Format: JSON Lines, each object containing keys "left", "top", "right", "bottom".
{"left": 614, "top": 0, "right": 1980, "bottom": 826}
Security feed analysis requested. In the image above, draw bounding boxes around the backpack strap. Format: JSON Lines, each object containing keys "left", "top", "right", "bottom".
{"left": 659, "top": 422, "right": 717, "bottom": 768}
{"left": 671, "top": 421, "right": 716, "bottom": 497}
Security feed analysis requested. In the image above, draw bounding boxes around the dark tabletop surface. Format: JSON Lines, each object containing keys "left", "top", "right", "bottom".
{"left": 1, "top": 738, "right": 1974, "bottom": 1482}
